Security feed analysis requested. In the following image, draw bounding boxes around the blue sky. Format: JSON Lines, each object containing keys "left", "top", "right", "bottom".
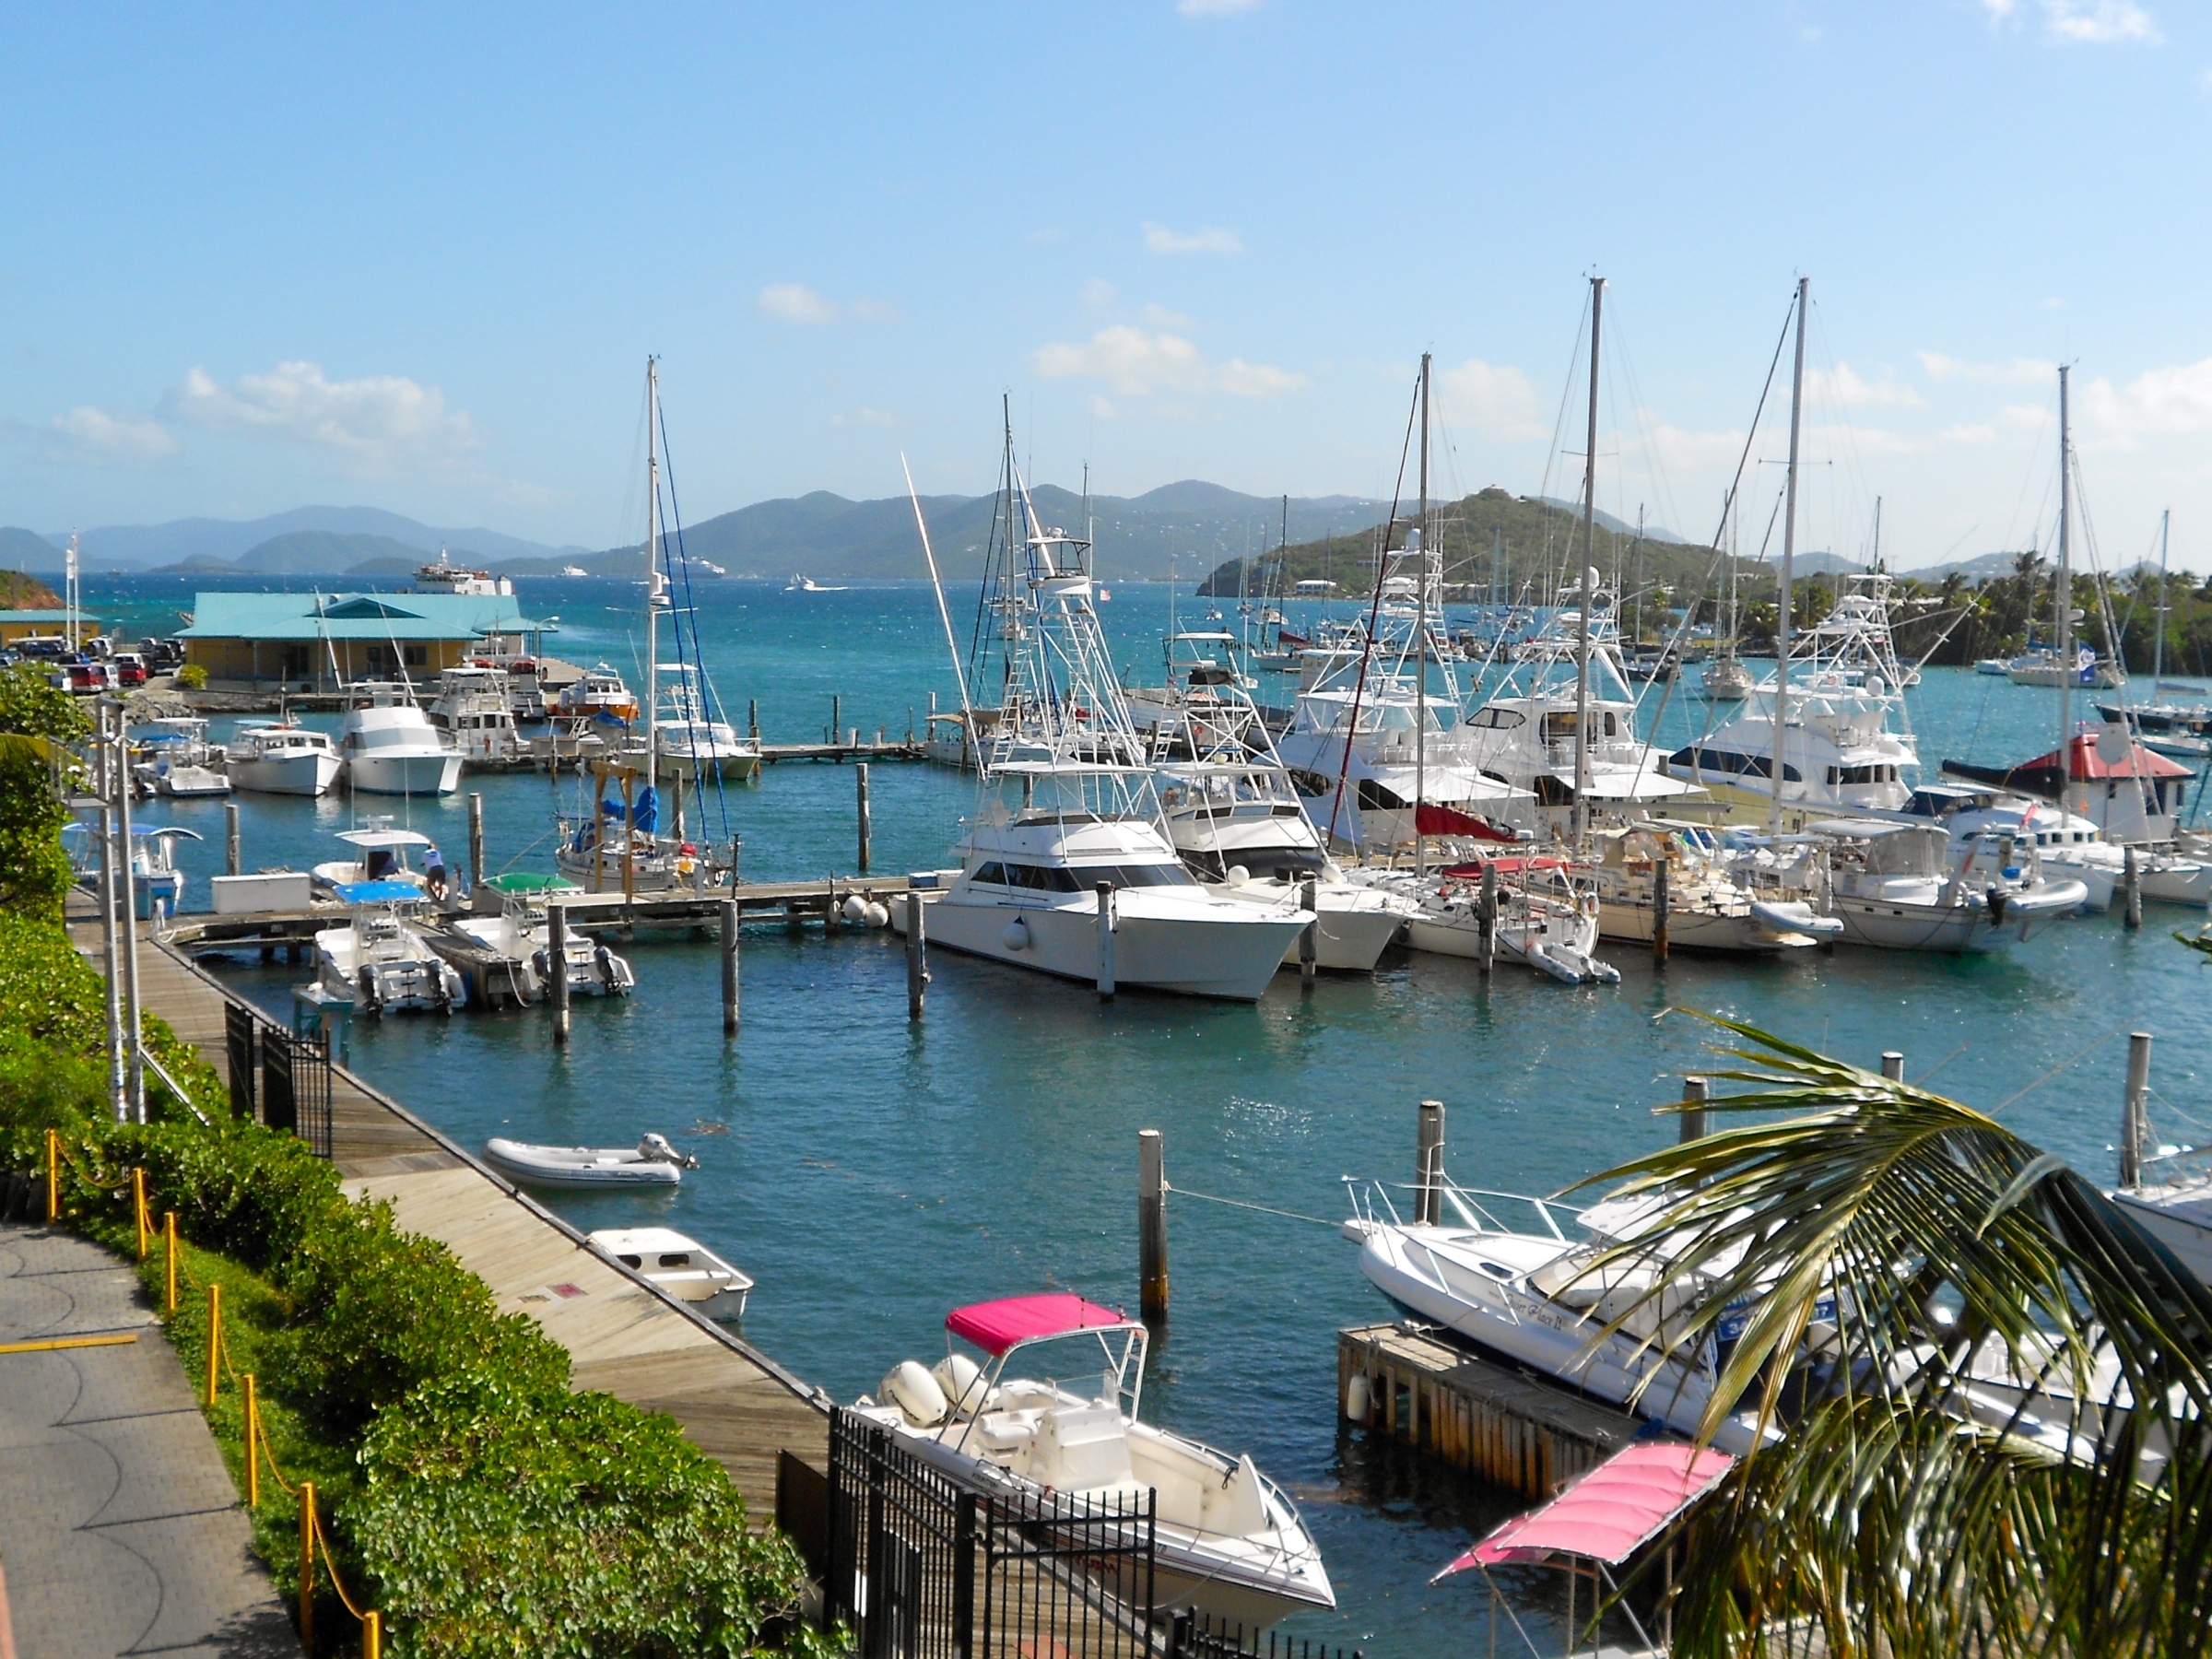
{"left": 5, "top": 1, "right": 2209, "bottom": 570}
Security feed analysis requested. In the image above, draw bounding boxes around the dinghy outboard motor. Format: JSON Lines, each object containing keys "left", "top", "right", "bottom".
{"left": 638, "top": 1132, "right": 700, "bottom": 1170}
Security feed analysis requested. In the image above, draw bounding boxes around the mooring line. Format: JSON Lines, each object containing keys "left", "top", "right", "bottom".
{"left": 1162, "top": 1182, "right": 1341, "bottom": 1228}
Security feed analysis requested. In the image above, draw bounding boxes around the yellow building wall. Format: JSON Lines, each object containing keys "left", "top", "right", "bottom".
{"left": 184, "top": 637, "right": 474, "bottom": 682}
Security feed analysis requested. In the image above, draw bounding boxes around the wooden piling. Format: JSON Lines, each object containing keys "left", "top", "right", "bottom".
{"left": 1096, "top": 881, "right": 1116, "bottom": 1001}
{"left": 1679, "top": 1076, "right": 1709, "bottom": 1144}
{"left": 468, "top": 793, "right": 485, "bottom": 893}
{"left": 1300, "top": 875, "right": 1318, "bottom": 986}
{"left": 905, "top": 893, "right": 928, "bottom": 1020}
{"left": 1652, "top": 857, "right": 1670, "bottom": 965}
{"left": 1881, "top": 1051, "right": 1904, "bottom": 1082}
{"left": 855, "top": 764, "right": 871, "bottom": 875}
{"left": 548, "top": 904, "right": 571, "bottom": 1044}
{"left": 2124, "top": 846, "right": 2144, "bottom": 929}
{"left": 2121, "top": 1030, "right": 2152, "bottom": 1187}
{"left": 720, "top": 900, "right": 740, "bottom": 1036}
{"left": 747, "top": 699, "right": 759, "bottom": 744}
{"left": 830, "top": 694, "right": 841, "bottom": 747}
{"left": 225, "top": 802, "right": 241, "bottom": 877}
{"left": 1415, "top": 1099, "right": 1445, "bottom": 1225}
{"left": 1138, "top": 1129, "right": 1168, "bottom": 1323}
{"left": 1477, "top": 863, "right": 1497, "bottom": 973}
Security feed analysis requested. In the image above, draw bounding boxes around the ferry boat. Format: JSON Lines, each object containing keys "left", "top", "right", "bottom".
{"left": 409, "top": 553, "right": 513, "bottom": 596}
{"left": 226, "top": 723, "right": 342, "bottom": 797}
{"left": 856, "top": 1294, "right": 1333, "bottom": 1630}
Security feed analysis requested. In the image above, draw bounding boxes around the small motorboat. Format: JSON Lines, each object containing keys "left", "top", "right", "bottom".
{"left": 853, "top": 1293, "right": 1333, "bottom": 1631}
{"left": 314, "top": 882, "right": 467, "bottom": 1013}
{"left": 483, "top": 1133, "right": 698, "bottom": 1189}
{"left": 587, "top": 1226, "right": 752, "bottom": 1318}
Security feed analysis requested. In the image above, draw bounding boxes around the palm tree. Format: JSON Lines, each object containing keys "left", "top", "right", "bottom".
{"left": 1576, "top": 1017, "right": 2212, "bottom": 1658}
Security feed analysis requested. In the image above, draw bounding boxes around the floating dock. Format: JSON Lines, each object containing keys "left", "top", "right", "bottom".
{"left": 1338, "top": 1322, "right": 1643, "bottom": 1499}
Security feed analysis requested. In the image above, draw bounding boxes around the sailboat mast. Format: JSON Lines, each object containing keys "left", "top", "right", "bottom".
{"left": 2154, "top": 506, "right": 2170, "bottom": 689}
{"left": 1573, "top": 277, "right": 1603, "bottom": 848}
{"left": 1769, "top": 276, "right": 1808, "bottom": 837}
{"left": 1872, "top": 495, "right": 1883, "bottom": 571}
{"left": 2056, "top": 364, "right": 2073, "bottom": 764}
{"left": 643, "top": 358, "right": 662, "bottom": 794}
{"left": 1417, "top": 350, "right": 1430, "bottom": 877}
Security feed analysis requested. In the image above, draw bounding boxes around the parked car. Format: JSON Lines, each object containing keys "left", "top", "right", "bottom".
{"left": 112, "top": 653, "right": 147, "bottom": 687}
{"left": 55, "top": 659, "right": 113, "bottom": 694}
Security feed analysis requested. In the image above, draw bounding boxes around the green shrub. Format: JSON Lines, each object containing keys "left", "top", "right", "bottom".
{"left": 176, "top": 663, "right": 208, "bottom": 689}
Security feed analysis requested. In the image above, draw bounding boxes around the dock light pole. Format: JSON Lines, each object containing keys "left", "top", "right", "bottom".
{"left": 1678, "top": 1077, "right": 1709, "bottom": 1145}
{"left": 1138, "top": 1129, "right": 1168, "bottom": 1324}
{"left": 2121, "top": 1031, "right": 2153, "bottom": 1188}
{"left": 1415, "top": 1100, "right": 1445, "bottom": 1225}
{"left": 111, "top": 706, "right": 145, "bottom": 1121}
{"left": 720, "top": 900, "right": 740, "bottom": 1036}
{"left": 1095, "top": 882, "right": 1116, "bottom": 1001}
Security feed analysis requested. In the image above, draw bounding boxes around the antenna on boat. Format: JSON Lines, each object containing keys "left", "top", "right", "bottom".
{"left": 904, "top": 454, "right": 982, "bottom": 780}
{"left": 1770, "top": 276, "right": 1809, "bottom": 838}
{"left": 1416, "top": 350, "right": 1430, "bottom": 878}
{"left": 2055, "top": 362, "right": 2074, "bottom": 777}
{"left": 643, "top": 356, "right": 663, "bottom": 798}
{"left": 1572, "top": 276, "right": 1603, "bottom": 850}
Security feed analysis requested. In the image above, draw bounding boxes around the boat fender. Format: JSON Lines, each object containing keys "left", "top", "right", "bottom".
{"left": 1985, "top": 886, "right": 2007, "bottom": 925}
{"left": 1225, "top": 865, "right": 1250, "bottom": 887}
{"left": 865, "top": 900, "right": 889, "bottom": 929}
{"left": 1002, "top": 918, "right": 1030, "bottom": 952}
{"left": 531, "top": 947, "right": 550, "bottom": 982}
{"left": 1344, "top": 1371, "right": 1371, "bottom": 1424}
{"left": 841, "top": 894, "right": 868, "bottom": 924}
{"left": 594, "top": 943, "right": 615, "bottom": 983}
{"left": 931, "top": 1353, "right": 994, "bottom": 1418}
{"left": 359, "top": 966, "right": 381, "bottom": 1014}
{"left": 882, "top": 1360, "right": 949, "bottom": 1428}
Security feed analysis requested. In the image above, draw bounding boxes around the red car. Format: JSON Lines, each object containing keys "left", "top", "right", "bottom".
{"left": 57, "top": 661, "right": 113, "bottom": 694}
{"left": 112, "top": 653, "right": 147, "bottom": 687}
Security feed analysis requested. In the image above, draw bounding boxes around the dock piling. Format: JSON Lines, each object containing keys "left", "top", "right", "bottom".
{"left": 2124, "top": 847, "right": 2144, "bottom": 929}
{"left": 1679, "top": 1076, "right": 1709, "bottom": 1144}
{"left": 2121, "top": 1030, "right": 2152, "bottom": 1186}
{"left": 1477, "top": 863, "right": 1497, "bottom": 973}
{"left": 720, "top": 900, "right": 740, "bottom": 1036}
{"left": 468, "top": 793, "right": 485, "bottom": 893}
{"left": 225, "top": 802, "right": 241, "bottom": 877}
{"left": 1881, "top": 1051, "right": 1904, "bottom": 1082}
{"left": 1096, "top": 882, "right": 1116, "bottom": 1001}
{"left": 1300, "top": 875, "right": 1318, "bottom": 987}
{"left": 748, "top": 699, "right": 759, "bottom": 744}
{"left": 1652, "top": 858, "right": 1670, "bottom": 965}
{"left": 856, "top": 764, "right": 871, "bottom": 875}
{"left": 1138, "top": 1129, "right": 1168, "bottom": 1323}
{"left": 1415, "top": 1099, "right": 1445, "bottom": 1225}
{"left": 548, "top": 904, "right": 571, "bottom": 1044}
{"left": 904, "top": 893, "right": 928, "bottom": 1020}
{"left": 830, "top": 695, "right": 841, "bottom": 747}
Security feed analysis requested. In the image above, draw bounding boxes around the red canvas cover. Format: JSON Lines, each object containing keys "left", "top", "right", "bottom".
{"left": 946, "top": 1294, "right": 1133, "bottom": 1356}
{"left": 1435, "top": 1443, "right": 1734, "bottom": 1576}
{"left": 2018, "top": 734, "right": 2192, "bottom": 781}
{"left": 1415, "top": 802, "right": 1521, "bottom": 842}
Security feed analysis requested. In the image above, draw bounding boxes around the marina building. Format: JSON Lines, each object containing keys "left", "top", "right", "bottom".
{"left": 0, "top": 606, "right": 98, "bottom": 645}
{"left": 178, "top": 590, "right": 555, "bottom": 689}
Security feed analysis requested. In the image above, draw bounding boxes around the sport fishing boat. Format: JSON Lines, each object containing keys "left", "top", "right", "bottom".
{"left": 483, "top": 1134, "right": 698, "bottom": 1188}
{"left": 62, "top": 823, "right": 200, "bottom": 920}
{"left": 587, "top": 1227, "right": 752, "bottom": 1318}
{"left": 1803, "top": 818, "right": 2085, "bottom": 951}
{"left": 134, "top": 717, "right": 230, "bottom": 797}
{"left": 340, "top": 683, "right": 463, "bottom": 795}
{"left": 557, "top": 665, "right": 640, "bottom": 724}
{"left": 647, "top": 665, "right": 760, "bottom": 781}
{"left": 899, "top": 418, "right": 1312, "bottom": 999}
{"left": 226, "top": 723, "right": 342, "bottom": 797}
{"left": 855, "top": 1294, "right": 1333, "bottom": 1630}
{"left": 312, "top": 882, "right": 466, "bottom": 1013}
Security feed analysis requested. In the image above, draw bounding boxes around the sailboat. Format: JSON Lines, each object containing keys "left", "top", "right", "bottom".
{"left": 896, "top": 415, "right": 1312, "bottom": 1001}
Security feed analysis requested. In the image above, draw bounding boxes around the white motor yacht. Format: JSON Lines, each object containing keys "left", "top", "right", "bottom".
{"left": 588, "top": 1227, "right": 751, "bottom": 1319}
{"left": 1898, "top": 782, "right": 2210, "bottom": 912}
{"left": 557, "top": 665, "right": 639, "bottom": 724}
{"left": 341, "top": 684, "right": 463, "bottom": 795}
{"left": 647, "top": 666, "right": 760, "bottom": 781}
{"left": 855, "top": 1294, "right": 1333, "bottom": 1631}
{"left": 312, "top": 883, "right": 466, "bottom": 1013}
{"left": 1804, "top": 819, "right": 2086, "bottom": 951}
{"left": 427, "top": 665, "right": 523, "bottom": 764}
{"left": 226, "top": 723, "right": 342, "bottom": 797}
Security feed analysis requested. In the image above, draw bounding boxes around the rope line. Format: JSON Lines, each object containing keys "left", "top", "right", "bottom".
{"left": 1990, "top": 1020, "right": 2134, "bottom": 1113}
{"left": 312, "top": 1508, "right": 371, "bottom": 1623}
{"left": 1161, "top": 1182, "right": 1341, "bottom": 1229}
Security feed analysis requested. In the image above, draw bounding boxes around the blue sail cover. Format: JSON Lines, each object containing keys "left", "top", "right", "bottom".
{"left": 598, "top": 784, "right": 660, "bottom": 834}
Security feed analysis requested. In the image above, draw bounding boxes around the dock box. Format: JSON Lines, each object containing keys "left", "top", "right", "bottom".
{"left": 212, "top": 872, "right": 314, "bottom": 914}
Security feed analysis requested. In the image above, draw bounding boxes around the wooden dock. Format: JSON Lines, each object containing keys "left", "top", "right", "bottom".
{"left": 65, "top": 892, "right": 832, "bottom": 1521}
{"left": 759, "top": 738, "right": 926, "bottom": 764}
{"left": 1338, "top": 1322, "right": 1643, "bottom": 1499}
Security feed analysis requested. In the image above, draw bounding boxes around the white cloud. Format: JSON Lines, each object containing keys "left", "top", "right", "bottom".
{"left": 1030, "top": 325, "right": 1302, "bottom": 398}
{"left": 2041, "top": 0, "right": 2159, "bottom": 42}
{"left": 50, "top": 406, "right": 177, "bottom": 459}
{"left": 1143, "top": 222, "right": 1244, "bottom": 255}
{"left": 1438, "top": 359, "right": 1545, "bottom": 441}
{"left": 1981, "top": 0, "right": 2017, "bottom": 19}
{"left": 168, "top": 361, "right": 477, "bottom": 462}
{"left": 1918, "top": 350, "right": 2053, "bottom": 387}
{"left": 1081, "top": 278, "right": 1117, "bottom": 310}
{"left": 758, "top": 283, "right": 839, "bottom": 324}
{"left": 1140, "top": 301, "right": 1197, "bottom": 331}
{"left": 1806, "top": 362, "right": 1923, "bottom": 408}
{"left": 830, "top": 407, "right": 900, "bottom": 429}
{"left": 2078, "top": 358, "right": 2212, "bottom": 438}
{"left": 1178, "top": 0, "right": 1261, "bottom": 15}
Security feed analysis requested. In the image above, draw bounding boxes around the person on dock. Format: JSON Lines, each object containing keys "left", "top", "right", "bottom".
{"left": 422, "top": 843, "right": 450, "bottom": 902}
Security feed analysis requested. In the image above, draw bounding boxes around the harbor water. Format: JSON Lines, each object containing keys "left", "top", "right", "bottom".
{"left": 89, "top": 574, "right": 2212, "bottom": 1655}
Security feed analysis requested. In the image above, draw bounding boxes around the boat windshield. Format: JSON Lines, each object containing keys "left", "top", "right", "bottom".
{"left": 970, "top": 861, "right": 1194, "bottom": 891}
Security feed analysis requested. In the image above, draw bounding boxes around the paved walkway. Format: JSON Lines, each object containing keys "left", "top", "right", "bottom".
{"left": 0, "top": 1222, "right": 296, "bottom": 1658}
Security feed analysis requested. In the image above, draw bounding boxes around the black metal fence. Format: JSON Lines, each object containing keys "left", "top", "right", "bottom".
{"left": 261, "top": 1027, "right": 333, "bottom": 1158}
{"left": 1165, "top": 1616, "right": 1364, "bottom": 1659}
{"left": 224, "top": 1002, "right": 258, "bottom": 1121}
{"left": 825, "top": 1407, "right": 1159, "bottom": 1659}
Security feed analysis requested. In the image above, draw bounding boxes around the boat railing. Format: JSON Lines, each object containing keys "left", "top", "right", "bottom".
{"left": 1344, "top": 1177, "right": 1580, "bottom": 1242}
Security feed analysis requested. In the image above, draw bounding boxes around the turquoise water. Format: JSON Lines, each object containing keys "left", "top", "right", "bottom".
{"left": 87, "top": 574, "right": 2212, "bottom": 1655}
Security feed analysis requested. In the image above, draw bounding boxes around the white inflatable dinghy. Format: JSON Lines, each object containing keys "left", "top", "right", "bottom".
{"left": 483, "top": 1132, "right": 698, "bottom": 1189}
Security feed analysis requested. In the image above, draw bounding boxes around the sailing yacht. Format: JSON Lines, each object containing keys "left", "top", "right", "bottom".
{"left": 646, "top": 664, "right": 760, "bottom": 781}
{"left": 898, "top": 428, "right": 1312, "bottom": 1001}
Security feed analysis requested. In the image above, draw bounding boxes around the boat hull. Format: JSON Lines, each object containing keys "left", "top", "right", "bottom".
{"left": 229, "top": 752, "right": 342, "bottom": 796}
{"left": 1829, "top": 884, "right": 2083, "bottom": 952}
{"left": 1209, "top": 880, "right": 1407, "bottom": 971}
{"left": 1595, "top": 897, "right": 1811, "bottom": 954}
{"left": 482, "top": 1138, "right": 683, "bottom": 1188}
{"left": 910, "top": 893, "right": 1307, "bottom": 1001}
{"left": 2111, "top": 1187, "right": 2212, "bottom": 1287}
{"left": 348, "top": 751, "right": 464, "bottom": 795}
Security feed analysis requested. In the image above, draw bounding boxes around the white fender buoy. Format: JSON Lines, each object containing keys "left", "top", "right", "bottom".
{"left": 881, "top": 1360, "right": 948, "bottom": 1428}
{"left": 865, "top": 901, "right": 889, "bottom": 929}
{"left": 841, "top": 894, "right": 867, "bottom": 924}
{"left": 1345, "top": 1372, "right": 1371, "bottom": 1424}
{"left": 1002, "top": 918, "right": 1030, "bottom": 952}
{"left": 1226, "top": 865, "right": 1250, "bottom": 887}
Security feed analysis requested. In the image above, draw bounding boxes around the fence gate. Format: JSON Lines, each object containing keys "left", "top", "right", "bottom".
{"left": 826, "top": 1407, "right": 1158, "bottom": 1659}
{"left": 224, "top": 1003, "right": 258, "bottom": 1121}
{"left": 261, "top": 1028, "right": 334, "bottom": 1158}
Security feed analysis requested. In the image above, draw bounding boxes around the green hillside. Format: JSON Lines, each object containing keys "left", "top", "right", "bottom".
{"left": 0, "top": 570, "right": 62, "bottom": 608}
{"left": 0, "top": 526, "right": 62, "bottom": 572}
